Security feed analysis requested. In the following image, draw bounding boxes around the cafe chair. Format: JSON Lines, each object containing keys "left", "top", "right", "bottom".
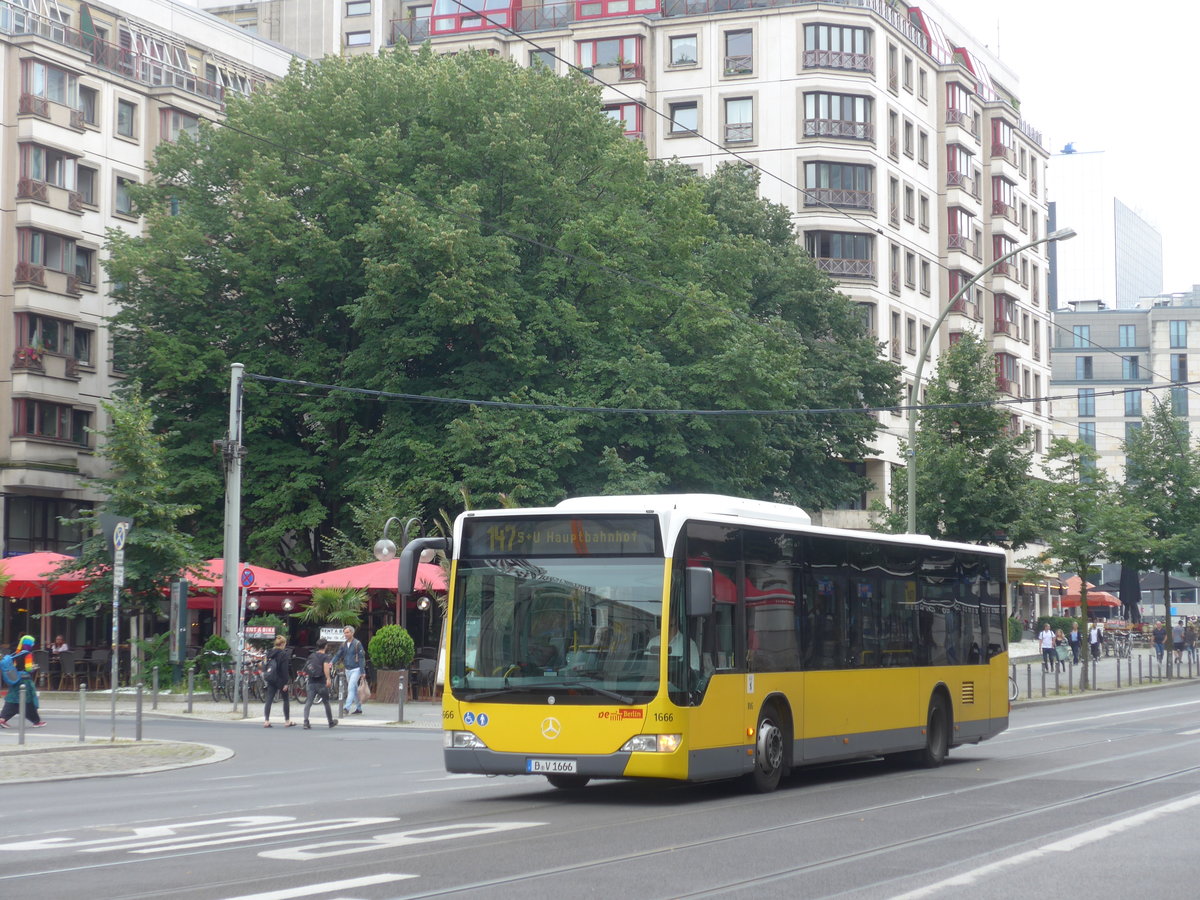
{"left": 415, "top": 657, "right": 436, "bottom": 701}
{"left": 89, "top": 648, "right": 111, "bottom": 689}
{"left": 33, "top": 650, "right": 50, "bottom": 687}
{"left": 57, "top": 650, "right": 79, "bottom": 691}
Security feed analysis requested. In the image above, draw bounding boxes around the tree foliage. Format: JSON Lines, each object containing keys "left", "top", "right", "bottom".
{"left": 878, "top": 332, "right": 1035, "bottom": 546}
{"left": 55, "top": 383, "right": 203, "bottom": 619}
{"left": 107, "top": 48, "right": 898, "bottom": 571}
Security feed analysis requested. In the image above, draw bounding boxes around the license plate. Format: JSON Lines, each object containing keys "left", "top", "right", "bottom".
{"left": 527, "top": 758, "right": 576, "bottom": 774}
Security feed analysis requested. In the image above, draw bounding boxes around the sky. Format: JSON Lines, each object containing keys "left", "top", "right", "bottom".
{"left": 936, "top": 0, "right": 1200, "bottom": 293}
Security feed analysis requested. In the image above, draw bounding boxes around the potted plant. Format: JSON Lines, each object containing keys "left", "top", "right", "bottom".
{"left": 368, "top": 624, "right": 415, "bottom": 704}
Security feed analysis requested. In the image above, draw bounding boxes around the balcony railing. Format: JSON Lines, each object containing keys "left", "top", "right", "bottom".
{"left": 16, "top": 177, "right": 48, "bottom": 202}
{"left": 724, "top": 121, "right": 752, "bottom": 142}
{"left": 1, "top": 1, "right": 225, "bottom": 105}
{"left": 991, "top": 142, "right": 1015, "bottom": 164}
{"left": 946, "top": 170, "right": 974, "bottom": 196}
{"left": 946, "top": 107, "right": 970, "bottom": 127}
{"left": 814, "top": 257, "right": 875, "bottom": 279}
{"left": 804, "top": 188, "right": 873, "bottom": 210}
{"left": 724, "top": 54, "right": 753, "bottom": 75}
{"left": 12, "top": 347, "right": 44, "bottom": 372}
{"left": 992, "top": 200, "right": 1017, "bottom": 222}
{"left": 802, "top": 49, "right": 872, "bottom": 72}
{"left": 804, "top": 119, "right": 873, "bottom": 141}
{"left": 992, "top": 260, "right": 1014, "bottom": 278}
{"left": 18, "top": 92, "right": 49, "bottom": 117}
{"left": 14, "top": 261, "right": 46, "bottom": 286}
{"left": 947, "top": 234, "right": 975, "bottom": 258}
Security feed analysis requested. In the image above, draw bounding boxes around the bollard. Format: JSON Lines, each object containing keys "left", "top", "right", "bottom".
{"left": 17, "top": 682, "right": 27, "bottom": 745}
{"left": 1068, "top": 662, "right": 1074, "bottom": 694}
{"left": 242, "top": 673, "right": 249, "bottom": 719}
{"left": 1116, "top": 655, "right": 1121, "bottom": 689}
{"left": 1040, "top": 666, "right": 1046, "bottom": 698}
{"left": 79, "top": 682, "right": 87, "bottom": 743}
{"left": 1091, "top": 658, "right": 1097, "bottom": 690}
{"left": 187, "top": 669, "right": 195, "bottom": 715}
{"left": 152, "top": 666, "right": 159, "bottom": 710}
{"left": 1025, "top": 663, "right": 1032, "bottom": 700}
{"left": 135, "top": 682, "right": 143, "bottom": 742}
{"left": 1054, "top": 667, "right": 1060, "bottom": 695}
{"left": 1128, "top": 655, "right": 1133, "bottom": 687}
{"left": 1138, "top": 655, "right": 1143, "bottom": 684}
{"left": 397, "top": 670, "right": 407, "bottom": 724}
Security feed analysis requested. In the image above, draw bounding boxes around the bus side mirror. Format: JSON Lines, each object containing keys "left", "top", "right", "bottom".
{"left": 398, "top": 537, "right": 450, "bottom": 594}
{"left": 685, "top": 567, "right": 713, "bottom": 617}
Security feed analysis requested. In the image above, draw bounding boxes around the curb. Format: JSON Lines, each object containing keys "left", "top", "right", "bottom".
{"left": 0, "top": 739, "right": 233, "bottom": 785}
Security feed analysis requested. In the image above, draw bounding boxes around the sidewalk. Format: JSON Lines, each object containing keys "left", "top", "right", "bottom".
{"left": 0, "top": 690, "right": 443, "bottom": 784}
{"left": 1008, "top": 638, "right": 1200, "bottom": 702}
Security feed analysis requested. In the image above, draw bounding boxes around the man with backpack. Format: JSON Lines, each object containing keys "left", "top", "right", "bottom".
{"left": 262, "top": 634, "right": 295, "bottom": 728}
{"left": 302, "top": 638, "right": 338, "bottom": 730}
{"left": 0, "top": 635, "right": 46, "bottom": 728}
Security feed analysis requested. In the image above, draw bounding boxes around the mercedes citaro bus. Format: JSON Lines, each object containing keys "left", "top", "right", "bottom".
{"left": 398, "top": 494, "right": 1008, "bottom": 792}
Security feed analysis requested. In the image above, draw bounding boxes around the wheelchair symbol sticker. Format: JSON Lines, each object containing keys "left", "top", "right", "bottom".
{"left": 463, "top": 712, "right": 475, "bottom": 725}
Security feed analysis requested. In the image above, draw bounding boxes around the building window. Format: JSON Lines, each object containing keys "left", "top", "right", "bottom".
{"left": 4, "top": 495, "right": 88, "bottom": 556}
{"left": 803, "top": 92, "right": 873, "bottom": 140}
{"left": 602, "top": 102, "right": 642, "bottom": 137}
{"left": 669, "top": 100, "right": 698, "bottom": 133}
{"left": 1171, "top": 353, "right": 1188, "bottom": 383}
{"left": 1071, "top": 324, "right": 1090, "bottom": 348}
{"left": 903, "top": 55, "right": 913, "bottom": 91}
{"left": 1172, "top": 387, "right": 1189, "bottom": 416}
{"left": 161, "top": 109, "right": 199, "bottom": 143}
{"left": 1124, "top": 389, "right": 1142, "bottom": 417}
{"left": 578, "top": 36, "right": 641, "bottom": 71}
{"left": 116, "top": 99, "right": 136, "bottom": 138}
{"left": 802, "top": 23, "right": 870, "bottom": 71}
{"left": 918, "top": 130, "right": 928, "bottom": 166}
{"left": 903, "top": 118, "right": 913, "bottom": 157}
{"left": 903, "top": 185, "right": 914, "bottom": 223}
{"left": 19, "top": 228, "right": 74, "bottom": 274}
{"left": 115, "top": 177, "right": 136, "bottom": 215}
{"left": 13, "top": 399, "right": 90, "bottom": 445}
{"left": 1075, "top": 356, "right": 1093, "bottom": 380}
{"left": 1126, "top": 421, "right": 1142, "bottom": 443}
{"left": 946, "top": 81, "right": 971, "bottom": 124}
{"left": 77, "top": 166, "right": 97, "bottom": 206}
{"left": 75, "top": 247, "right": 95, "bottom": 288}
{"left": 22, "top": 59, "right": 78, "bottom": 107}
{"left": 1170, "top": 320, "right": 1188, "bottom": 348}
{"left": 346, "top": 0, "right": 371, "bottom": 14}
{"left": 78, "top": 86, "right": 98, "bottom": 126}
{"left": 1122, "top": 355, "right": 1140, "bottom": 380}
{"left": 919, "top": 260, "right": 930, "bottom": 295}
{"left": 724, "top": 29, "right": 752, "bottom": 75}
{"left": 577, "top": 0, "right": 660, "bottom": 18}
{"left": 805, "top": 231, "right": 874, "bottom": 279}
{"left": 803, "top": 161, "right": 873, "bottom": 210}
{"left": 723, "top": 97, "right": 752, "bottom": 143}
{"left": 918, "top": 194, "right": 929, "bottom": 231}
{"left": 1118, "top": 324, "right": 1136, "bottom": 347}
{"left": 918, "top": 68, "right": 927, "bottom": 100}
{"left": 890, "top": 311, "right": 901, "bottom": 360}
{"left": 1079, "top": 421, "right": 1096, "bottom": 449}
{"left": 20, "top": 143, "right": 76, "bottom": 190}
{"left": 345, "top": 31, "right": 371, "bottom": 46}
{"left": 529, "top": 49, "right": 555, "bottom": 71}
{"left": 905, "top": 316, "right": 916, "bottom": 353}
{"left": 669, "top": 34, "right": 697, "bottom": 66}
{"left": 1078, "top": 388, "right": 1095, "bottom": 418}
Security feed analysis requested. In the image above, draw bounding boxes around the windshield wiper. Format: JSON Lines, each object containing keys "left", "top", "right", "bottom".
{"left": 526, "top": 681, "right": 634, "bottom": 705}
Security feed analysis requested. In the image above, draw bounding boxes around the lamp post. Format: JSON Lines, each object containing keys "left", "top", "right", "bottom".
{"left": 374, "top": 516, "right": 423, "bottom": 630}
{"left": 905, "top": 227, "right": 1077, "bottom": 534}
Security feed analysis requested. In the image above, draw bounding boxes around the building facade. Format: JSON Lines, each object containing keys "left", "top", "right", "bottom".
{"left": 1051, "top": 287, "right": 1200, "bottom": 482}
{"left": 1048, "top": 148, "right": 1163, "bottom": 310}
{"left": 0, "top": 0, "right": 293, "bottom": 572}
{"left": 204, "top": 0, "right": 1054, "bottom": 529}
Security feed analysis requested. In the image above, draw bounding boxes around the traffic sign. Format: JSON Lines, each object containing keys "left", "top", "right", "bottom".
{"left": 113, "top": 521, "right": 129, "bottom": 551}
{"left": 240, "top": 567, "right": 255, "bottom": 587}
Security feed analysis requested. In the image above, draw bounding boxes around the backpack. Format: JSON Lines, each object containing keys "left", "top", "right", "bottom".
{"left": 263, "top": 651, "right": 284, "bottom": 686}
{"left": 303, "top": 653, "right": 325, "bottom": 679}
{"left": 1, "top": 654, "right": 22, "bottom": 687}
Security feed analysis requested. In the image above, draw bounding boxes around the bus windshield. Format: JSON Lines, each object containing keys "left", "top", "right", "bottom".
{"left": 449, "top": 556, "right": 666, "bottom": 703}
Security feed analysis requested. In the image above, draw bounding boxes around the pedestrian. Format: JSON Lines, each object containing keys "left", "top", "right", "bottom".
{"left": 1054, "top": 629, "right": 1067, "bottom": 672}
{"left": 1068, "top": 622, "right": 1082, "bottom": 664}
{"left": 1089, "top": 621, "right": 1103, "bottom": 661}
{"left": 1186, "top": 621, "right": 1198, "bottom": 666}
{"left": 0, "top": 635, "right": 46, "bottom": 729}
{"left": 1152, "top": 620, "right": 1167, "bottom": 663}
{"left": 302, "top": 638, "right": 338, "bottom": 730}
{"left": 1172, "top": 621, "right": 1185, "bottom": 666}
{"left": 262, "top": 634, "right": 295, "bottom": 728}
{"left": 1039, "top": 622, "right": 1056, "bottom": 671}
{"left": 330, "top": 625, "right": 366, "bottom": 717}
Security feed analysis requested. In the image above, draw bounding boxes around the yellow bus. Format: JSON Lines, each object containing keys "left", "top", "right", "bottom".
{"left": 400, "top": 494, "right": 1009, "bottom": 792}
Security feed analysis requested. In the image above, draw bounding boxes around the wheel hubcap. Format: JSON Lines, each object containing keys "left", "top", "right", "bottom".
{"left": 758, "top": 720, "right": 783, "bottom": 772}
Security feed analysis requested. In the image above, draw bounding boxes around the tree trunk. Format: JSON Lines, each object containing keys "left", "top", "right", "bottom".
{"left": 1163, "top": 570, "right": 1173, "bottom": 679}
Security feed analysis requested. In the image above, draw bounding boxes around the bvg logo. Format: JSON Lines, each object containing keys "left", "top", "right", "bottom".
{"left": 540, "top": 717, "right": 561, "bottom": 740}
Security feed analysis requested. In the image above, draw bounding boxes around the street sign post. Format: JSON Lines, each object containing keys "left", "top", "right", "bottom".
{"left": 110, "top": 520, "right": 130, "bottom": 742}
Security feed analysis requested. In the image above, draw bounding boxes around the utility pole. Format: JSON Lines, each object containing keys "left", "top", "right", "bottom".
{"left": 219, "top": 363, "right": 246, "bottom": 648}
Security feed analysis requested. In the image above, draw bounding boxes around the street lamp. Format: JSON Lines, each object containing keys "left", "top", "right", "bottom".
{"left": 374, "top": 516, "right": 424, "bottom": 629}
{"left": 905, "top": 227, "right": 1077, "bottom": 534}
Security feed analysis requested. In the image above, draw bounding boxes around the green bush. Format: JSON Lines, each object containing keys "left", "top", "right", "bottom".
{"left": 193, "top": 633, "right": 231, "bottom": 676}
{"left": 247, "top": 613, "right": 288, "bottom": 649}
{"left": 1035, "top": 616, "right": 1079, "bottom": 637}
{"left": 1008, "top": 618, "right": 1023, "bottom": 644}
{"left": 133, "top": 633, "right": 177, "bottom": 687}
{"left": 368, "top": 625, "right": 415, "bottom": 670}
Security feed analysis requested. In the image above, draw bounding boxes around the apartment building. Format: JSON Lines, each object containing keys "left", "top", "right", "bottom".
{"left": 0, "top": 0, "right": 293, "bottom": 562}
{"left": 1052, "top": 287, "right": 1200, "bottom": 483}
{"left": 205, "top": 0, "right": 1053, "bottom": 529}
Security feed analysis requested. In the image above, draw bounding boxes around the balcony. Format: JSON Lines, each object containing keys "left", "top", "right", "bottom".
{"left": 804, "top": 118, "right": 873, "bottom": 141}
{"left": 724, "top": 54, "right": 753, "bottom": 76}
{"left": 18, "top": 93, "right": 49, "bottom": 118}
{"left": 991, "top": 142, "right": 1015, "bottom": 165}
{"left": 15, "top": 261, "right": 46, "bottom": 287}
{"left": 992, "top": 200, "right": 1017, "bottom": 223}
{"left": 946, "top": 107, "right": 970, "bottom": 127}
{"left": 814, "top": 257, "right": 875, "bottom": 280}
{"left": 16, "top": 177, "right": 48, "bottom": 203}
{"left": 12, "top": 347, "right": 44, "bottom": 372}
{"left": 947, "top": 233, "right": 976, "bottom": 259}
{"left": 803, "top": 188, "right": 874, "bottom": 211}
{"left": 946, "top": 170, "right": 975, "bottom": 197}
{"left": 802, "top": 49, "right": 872, "bottom": 73}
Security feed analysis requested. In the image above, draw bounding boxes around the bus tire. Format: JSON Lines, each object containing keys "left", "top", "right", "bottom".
{"left": 913, "top": 695, "right": 950, "bottom": 768}
{"left": 545, "top": 774, "right": 590, "bottom": 790}
{"left": 747, "top": 706, "right": 786, "bottom": 793}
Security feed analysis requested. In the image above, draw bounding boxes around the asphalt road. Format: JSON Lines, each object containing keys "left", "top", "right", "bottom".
{"left": 4, "top": 685, "right": 1200, "bottom": 899}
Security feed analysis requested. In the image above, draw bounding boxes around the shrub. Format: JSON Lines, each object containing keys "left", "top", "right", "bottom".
{"left": 1008, "top": 617, "right": 1023, "bottom": 644}
{"left": 247, "top": 613, "right": 288, "bottom": 649}
{"left": 368, "top": 625, "right": 415, "bottom": 670}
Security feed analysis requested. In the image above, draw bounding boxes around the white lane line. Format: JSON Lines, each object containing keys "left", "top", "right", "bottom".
{"left": 223, "top": 873, "right": 415, "bottom": 900}
{"left": 1179, "top": 727, "right": 1200, "bottom": 735}
{"left": 1004, "top": 697, "right": 1200, "bottom": 732}
{"left": 890, "top": 791, "right": 1200, "bottom": 899}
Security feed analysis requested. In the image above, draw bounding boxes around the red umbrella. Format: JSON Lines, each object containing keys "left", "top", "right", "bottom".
{"left": 184, "top": 559, "right": 306, "bottom": 615}
{"left": 290, "top": 558, "right": 446, "bottom": 592}
{"left": 0, "top": 551, "right": 89, "bottom": 647}
{"left": 1061, "top": 590, "right": 1121, "bottom": 608}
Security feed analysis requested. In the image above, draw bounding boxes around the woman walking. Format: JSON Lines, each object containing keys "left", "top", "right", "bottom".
{"left": 262, "top": 634, "right": 295, "bottom": 728}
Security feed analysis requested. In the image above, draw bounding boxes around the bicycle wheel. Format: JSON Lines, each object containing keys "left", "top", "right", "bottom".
{"left": 291, "top": 673, "right": 307, "bottom": 702}
{"left": 331, "top": 671, "right": 347, "bottom": 706}
{"left": 222, "top": 668, "right": 235, "bottom": 702}
{"left": 1008, "top": 676, "right": 1019, "bottom": 702}
{"left": 209, "top": 669, "right": 222, "bottom": 703}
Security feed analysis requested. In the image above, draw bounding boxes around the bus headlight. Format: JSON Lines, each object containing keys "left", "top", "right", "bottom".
{"left": 444, "top": 730, "right": 488, "bottom": 749}
{"left": 620, "top": 734, "right": 682, "bottom": 753}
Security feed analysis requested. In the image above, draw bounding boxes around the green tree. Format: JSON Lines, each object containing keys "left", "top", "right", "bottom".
{"left": 106, "top": 49, "right": 898, "bottom": 571}
{"left": 878, "top": 332, "right": 1036, "bottom": 546}
{"left": 1122, "top": 398, "right": 1200, "bottom": 676}
{"left": 54, "top": 383, "right": 203, "bottom": 682}
{"left": 1031, "top": 438, "right": 1148, "bottom": 689}
{"left": 293, "top": 587, "right": 366, "bottom": 628}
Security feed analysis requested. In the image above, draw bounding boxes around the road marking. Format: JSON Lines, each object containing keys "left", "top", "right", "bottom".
{"left": 1005, "top": 697, "right": 1200, "bottom": 732}
{"left": 890, "top": 791, "right": 1200, "bottom": 899}
{"left": 1180, "top": 727, "right": 1200, "bottom": 735}
{"left": 0, "top": 816, "right": 294, "bottom": 852}
{"left": 260, "top": 821, "right": 545, "bottom": 861}
{"left": 223, "top": 873, "right": 416, "bottom": 900}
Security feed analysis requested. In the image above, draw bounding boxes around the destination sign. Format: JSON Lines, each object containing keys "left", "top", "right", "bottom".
{"left": 462, "top": 516, "right": 659, "bottom": 558}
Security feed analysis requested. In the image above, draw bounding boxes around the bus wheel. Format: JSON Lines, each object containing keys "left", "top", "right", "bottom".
{"left": 546, "top": 774, "right": 590, "bottom": 790}
{"left": 748, "top": 707, "right": 785, "bottom": 793}
{"left": 914, "top": 696, "right": 950, "bottom": 768}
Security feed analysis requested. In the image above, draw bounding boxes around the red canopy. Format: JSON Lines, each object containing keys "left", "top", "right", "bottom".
{"left": 186, "top": 559, "right": 304, "bottom": 592}
{"left": 290, "top": 559, "right": 447, "bottom": 593}
{"left": 1, "top": 551, "right": 90, "bottom": 647}
{"left": 1061, "top": 590, "right": 1121, "bottom": 608}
